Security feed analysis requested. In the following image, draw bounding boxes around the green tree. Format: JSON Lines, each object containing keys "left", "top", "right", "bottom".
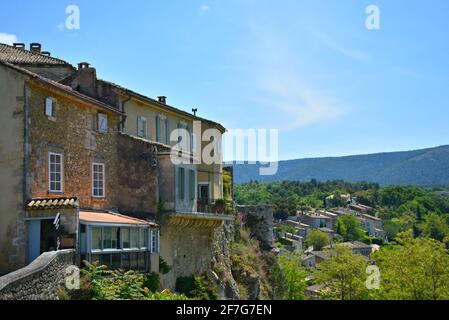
{"left": 335, "top": 215, "right": 366, "bottom": 242}
{"left": 383, "top": 219, "right": 401, "bottom": 240}
{"left": 372, "top": 231, "right": 449, "bottom": 300}
{"left": 278, "top": 253, "right": 307, "bottom": 300}
{"left": 419, "top": 212, "right": 449, "bottom": 244}
{"left": 313, "top": 245, "right": 369, "bottom": 300}
{"left": 305, "top": 229, "right": 330, "bottom": 251}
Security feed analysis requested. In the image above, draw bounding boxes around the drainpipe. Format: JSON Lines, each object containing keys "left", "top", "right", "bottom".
{"left": 119, "top": 93, "right": 131, "bottom": 132}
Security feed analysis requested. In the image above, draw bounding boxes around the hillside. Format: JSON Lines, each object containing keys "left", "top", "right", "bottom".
{"left": 231, "top": 145, "right": 449, "bottom": 186}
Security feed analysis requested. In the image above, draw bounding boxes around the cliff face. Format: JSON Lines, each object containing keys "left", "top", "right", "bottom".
{"left": 210, "top": 205, "right": 278, "bottom": 300}
{"left": 211, "top": 220, "right": 240, "bottom": 300}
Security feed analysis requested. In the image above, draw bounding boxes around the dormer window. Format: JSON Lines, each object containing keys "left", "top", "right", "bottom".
{"left": 98, "top": 113, "right": 108, "bottom": 133}
{"left": 45, "top": 97, "right": 54, "bottom": 117}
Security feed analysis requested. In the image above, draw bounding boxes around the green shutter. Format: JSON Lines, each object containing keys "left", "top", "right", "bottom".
{"left": 156, "top": 115, "right": 161, "bottom": 142}
{"left": 189, "top": 170, "right": 195, "bottom": 200}
{"left": 165, "top": 118, "right": 170, "bottom": 145}
{"left": 179, "top": 167, "right": 185, "bottom": 200}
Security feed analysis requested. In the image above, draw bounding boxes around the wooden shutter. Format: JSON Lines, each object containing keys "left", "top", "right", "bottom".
{"left": 165, "top": 118, "right": 170, "bottom": 145}
{"left": 156, "top": 115, "right": 161, "bottom": 142}
{"left": 189, "top": 170, "right": 196, "bottom": 200}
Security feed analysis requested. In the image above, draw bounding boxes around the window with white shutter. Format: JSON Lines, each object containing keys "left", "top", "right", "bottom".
{"left": 45, "top": 97, "right": 54, "bottom": 117}
{"left": 98, "top": 114, "right": 108, "bottom": 133}
{"left": 137, "top": 116, "right": 147, "bottom": 138}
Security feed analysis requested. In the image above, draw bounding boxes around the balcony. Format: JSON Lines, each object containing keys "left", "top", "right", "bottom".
{"left": 197, "top": 198, "right": 234, "bottom": 215}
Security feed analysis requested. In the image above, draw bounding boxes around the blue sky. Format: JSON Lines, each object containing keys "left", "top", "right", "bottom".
{"left": 1, "top": 0, "right": 448, "bottom": 161}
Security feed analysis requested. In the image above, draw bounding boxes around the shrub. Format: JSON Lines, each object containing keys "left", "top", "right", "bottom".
{"left": 144, "top": 272, "right": 160, "bottom": 293}
{"left": 175, "top": 275, "right": 218, "bottom": 300}
{"left": 159, "top": 257, "right": 172, "bottom": 274}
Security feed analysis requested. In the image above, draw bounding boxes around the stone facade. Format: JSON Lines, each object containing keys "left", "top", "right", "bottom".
{"left": 27, "top": 81, "right": 121, "bottom": 210}
{"left": 0, "top": 249, "right": 75, "bottom": 300}
{"left": 160, "top": 218, "right": 217, "bottom": 290}
{"left": 0, "top": 63, "right": 28, "bottom": 274}
{"left": 116, "top": 133, "right": 162, "bottom": 216}
{"left": 236, "top": 205, "right": 274, "bottom": 248}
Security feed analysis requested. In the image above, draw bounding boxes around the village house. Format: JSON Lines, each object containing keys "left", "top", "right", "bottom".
{"left": 0, "top": 43, "right": 232, "bottom": 287}
{"left": 297, "top": 212, "right": 333, "bottom": 230}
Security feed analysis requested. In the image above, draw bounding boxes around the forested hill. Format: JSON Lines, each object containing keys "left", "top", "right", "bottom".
{"left": 230, "top": 145, "right": 449, "bottom": 186}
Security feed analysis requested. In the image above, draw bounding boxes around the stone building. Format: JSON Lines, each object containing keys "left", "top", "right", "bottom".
{"left": 0, "top": 42, "right": 233, "bottom": 289}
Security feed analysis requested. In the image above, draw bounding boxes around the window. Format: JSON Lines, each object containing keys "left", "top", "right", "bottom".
{"left": 189, "top": 170, "right": 196, "bottom": 200}
{"left": 156, "top": 114, "right": 169, "bottom": 144}
{"left": 98, "top": 113, "right": 108, "bottom": 133}
{"left": 45, "top": 97, "right": 54, "bottom": 117}
{"left": 92, "top": 227, "right": 102, "bottom": 250}
{"left": 178, "top": 167, "right": 185, "bottom": 200}
{"left": 130, "top": 253, "right": 138, "bottom": 270}
{"left": 151, "top": 229, "right": 159, "bottom": 253}
{"left": 103, "top": 227, "right": 118, "bottom": 249}
{"left": 122, "top": 228, "right": 130, "bottom": 249}
{"left": 137, "top": 116, "right": 147, "bottom": 138}
{"left": 130, "top": 228, "right": 139, "bottom": 248}
{"left": 49, "top": 152, "right": 63, "bottom": 193}
{"left": 139, "top": 228, "right": 148, "bottom": 248}
{"left": 199, "top": 184, "right": 210, "bottom": 204}
{"left": 92, "top": 163, "right": 105, "bottom": 197}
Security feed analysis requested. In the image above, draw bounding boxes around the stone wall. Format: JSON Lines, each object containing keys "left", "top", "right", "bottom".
{"left": 236, "top": 205, "right": 274, "bottom": 248}
{"left": 0, "top": 249, "right": 75, "bottom": 300}
{"left": 160, "top": 219, "right": 217, "bottom": 290}
{"left": 27, "top": 81, "right": 121, "bottom": 210}
{"left": 0, "top": 64, "right": 27, "bottom": 273}
{"left": 116, "top": 133, "right": 161, "bottom": 216}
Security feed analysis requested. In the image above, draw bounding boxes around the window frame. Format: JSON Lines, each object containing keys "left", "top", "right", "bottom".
{"left": 45, "top": 97, "right": 54, "bottom": 117}
{"left": 48, "top": 152, "right": 63, "bottom": 193}
{"left": 98, "top": 113, "right": 108, "bottom": 133}
{"left": 137, "top": 116, "right": 147, "bottom": 138}
{"left": 92, "top": 162, "right": 106, "bottom": 198}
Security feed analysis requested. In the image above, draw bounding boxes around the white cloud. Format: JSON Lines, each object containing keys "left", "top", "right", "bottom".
{"left": 314, "top": 31, "right": 370, "bottom": 62}
{"left": 200, "top": 5, "right": 210, "bottom": 14}
{"left": 244, "top": 24, "right": 347, "bottom": 131}
{"left": 0, "top": 33, "right": 18, "bottom": 45}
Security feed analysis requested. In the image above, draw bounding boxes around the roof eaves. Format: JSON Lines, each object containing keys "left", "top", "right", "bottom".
{"left": 0, "top": 61, "right": 123, "bottom": 115}
{"left": 98, "top": 79, "right": 226, "bottom": 132}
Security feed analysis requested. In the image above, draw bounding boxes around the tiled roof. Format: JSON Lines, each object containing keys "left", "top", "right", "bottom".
{"left": 26, "top": 197, "right": 79, "bottom": 209}
{"left": 97, "top": 79, "right": 226, "bottom": 133}
{"left": 80, "top": 211, "right": 157, "bottom": 226}
{"left": 0, "top": 43, "right": 72, "bottom": 66}
{"left": 0, "top": 61, "right": 122, "bottom": 115}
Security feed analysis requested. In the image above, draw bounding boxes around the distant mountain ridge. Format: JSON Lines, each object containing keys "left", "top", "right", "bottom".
{"left": 230, "top": 145, "right": 449, "bottom": 186}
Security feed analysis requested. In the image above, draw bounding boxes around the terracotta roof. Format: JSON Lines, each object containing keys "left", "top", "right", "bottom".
{"left": 0, "top": 43, "right": 72, "bottom": 66}
{"left": 97, "top": 79, "right": 226, "bottom": 133}
{"left": 26, "top": 197, "right": 79, "bottom": 210}
{"left": 0, "top": 61, "right": 122, "bottom": 115}
{"left": 79, "top": 211, "right": 156, "bottom": 226}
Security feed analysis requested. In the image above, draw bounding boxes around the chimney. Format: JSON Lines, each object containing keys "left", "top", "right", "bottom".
{"left": 30, "top": 43, "right": 42, "bottom": 54}
{"left": 158, "top": 96, "right": 167, "bottom": 104}
{"left": 70, "top": 62, "right": 98, "bottom": 98}
{"left": 78, "top": 62, "right": 92, "bottom": 70}
{"left": 13, "top": 43, "right": 25, "bottom": 49}
{"left": 41, "top": 51, "right": 51, "bottom": 57}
